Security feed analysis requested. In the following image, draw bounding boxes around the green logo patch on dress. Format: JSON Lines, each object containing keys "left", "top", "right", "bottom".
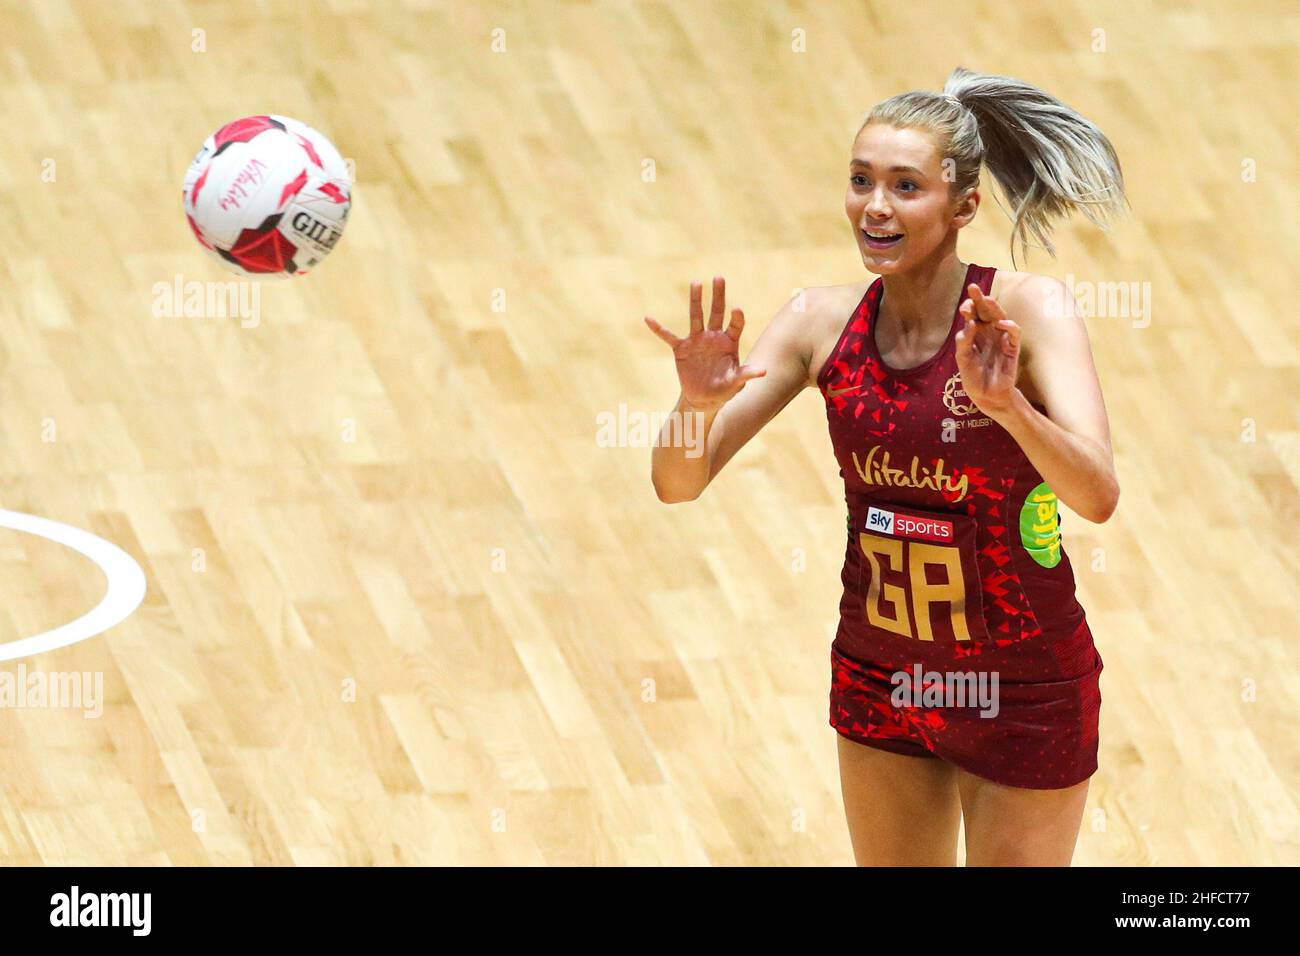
{"left": 1019, "top": 482, "right": 1062, "bottom": 568}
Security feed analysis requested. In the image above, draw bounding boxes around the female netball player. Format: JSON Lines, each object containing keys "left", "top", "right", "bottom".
{"left": 646, "top": 67, "right": 1127, "bottom": 866}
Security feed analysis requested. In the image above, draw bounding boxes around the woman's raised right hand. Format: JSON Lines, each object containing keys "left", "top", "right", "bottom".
{"left": 643, "top": 276, "right": 767, "bottom": 411}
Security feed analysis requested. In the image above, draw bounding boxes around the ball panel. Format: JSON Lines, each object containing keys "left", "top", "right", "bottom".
{"left": 223, "top": 223, "right": 300, "bottom": 275}
{"left": 212, "top": 115, "right": 284, "bottom": 156}
{"left": 272, "top": 115, "right": 350, "bottom": 180}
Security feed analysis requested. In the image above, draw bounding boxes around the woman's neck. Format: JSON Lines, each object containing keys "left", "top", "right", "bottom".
{"left": 878, "top": 246, "right": 970, "bottom": 338}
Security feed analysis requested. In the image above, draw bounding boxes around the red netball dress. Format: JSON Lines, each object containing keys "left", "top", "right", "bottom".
{"left": 818, "top": 262, "right": 1103, "bottom": 789}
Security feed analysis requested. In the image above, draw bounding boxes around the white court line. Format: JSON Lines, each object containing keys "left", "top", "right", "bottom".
{"left": 0, "top": 509, "right": 147, "bottom": 662}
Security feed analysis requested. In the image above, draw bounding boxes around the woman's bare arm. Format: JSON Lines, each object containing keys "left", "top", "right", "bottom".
{"left": 647, "top": 277, "right": 817, "bottom": 503}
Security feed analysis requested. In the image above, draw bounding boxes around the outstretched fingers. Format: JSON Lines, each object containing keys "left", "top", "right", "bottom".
{"left": 708, "top": 276, "right": 726, "bottom": 331}
{"left": 666, "top": 276, "right": 740, "bottom": 342}
{"left": 725, "top": 307, "right": 745, "bottom": 341}
{"left": 644, "top": 315, "right": 682, "bottom": 349}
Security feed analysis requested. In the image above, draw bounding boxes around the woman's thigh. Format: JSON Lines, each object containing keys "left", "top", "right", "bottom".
{"left": 836, "top": 734, "right": 963, "bottom": 866}
{"left": 957, "top": 770, "right": 1091, "bottom": 866}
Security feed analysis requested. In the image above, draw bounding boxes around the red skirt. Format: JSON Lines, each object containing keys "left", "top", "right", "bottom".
{"left": 830, "top": 615, "right": 1103, "bottom": 790}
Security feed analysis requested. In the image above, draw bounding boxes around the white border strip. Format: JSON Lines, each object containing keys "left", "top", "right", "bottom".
{"left": 0, "top": 509, "right": 147, "bottom": 662}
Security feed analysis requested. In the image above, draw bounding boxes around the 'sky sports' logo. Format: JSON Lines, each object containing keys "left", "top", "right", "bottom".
{"left": 866, "top": 507, "right": 954, "bottom": 543}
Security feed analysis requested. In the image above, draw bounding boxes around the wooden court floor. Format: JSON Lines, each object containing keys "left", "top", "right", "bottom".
{"left": 0, "top": 0, "right": 1296, "bottom": 864}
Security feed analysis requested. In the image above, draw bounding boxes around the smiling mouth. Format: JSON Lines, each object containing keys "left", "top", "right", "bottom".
{"left": 862, "top": 229, "right": 903, "bottom": 248}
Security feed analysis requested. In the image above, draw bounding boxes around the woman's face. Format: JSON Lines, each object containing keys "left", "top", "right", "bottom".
{"left": 844, "top": 122, "right": 975, "bottom": 274}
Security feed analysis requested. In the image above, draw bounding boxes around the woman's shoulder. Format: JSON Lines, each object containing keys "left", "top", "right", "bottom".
{"left": 802, "top": 282, "right": 873, "bottom": 385}
{"left": 988, "top": 268, "right": 1072, "bottom": 317}
{"left": 984, "top": 269, "right": 1084, "bottom": 407}
{"left": 989, "top": 267, "right": 1038, "bottom": 299}
{"left": 802, "top": 281, "right": 873, "bottom": 321}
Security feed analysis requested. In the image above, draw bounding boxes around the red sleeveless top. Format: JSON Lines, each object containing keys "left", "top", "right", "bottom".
{"left": 817, "top": 263, "right": 1087, "bottom": 666}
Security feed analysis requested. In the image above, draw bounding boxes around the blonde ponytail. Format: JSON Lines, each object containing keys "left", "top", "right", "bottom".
{"left": 864, "top": 66, "right": 1128, "bottom": 267}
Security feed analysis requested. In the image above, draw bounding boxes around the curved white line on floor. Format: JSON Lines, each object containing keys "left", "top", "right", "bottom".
{"left": 0, "top": 509, "right": 147, "bottom": 662}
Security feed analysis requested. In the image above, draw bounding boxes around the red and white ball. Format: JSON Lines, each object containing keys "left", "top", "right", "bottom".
{"left": 182, "top": 115, "right": 351, "bottom": 277}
